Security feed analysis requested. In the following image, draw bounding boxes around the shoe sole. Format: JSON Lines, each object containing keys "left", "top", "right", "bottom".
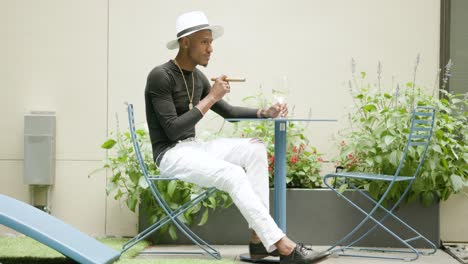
{"left": 240, "top": 253, "right": 279, "bottom": 263}
{"left": 310, "top": 251, "right": 332, "bottom": 263}
{"left": 279, "top": 251, "right": 332, "bottom": 264}
{"left": 250, "top": 253, "right": 269, "bottom": 260}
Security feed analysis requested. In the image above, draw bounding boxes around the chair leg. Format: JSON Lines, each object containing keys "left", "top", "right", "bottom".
{"left": 164, "top": 188, "right": 221, "bottom": 259}
{"left": 122, "top": 189, "right": 221, "bottom": 260}
{"left": 343, "top": 183, "right": 437, "bottom": 256}
{"left": 324, "top": 177, "right": 437, "bottom": 261}
{"left": 171, "top": 217, "right": 222, "bottom": 259}
{"left": 122, "top": 213, "right": 176, "bottom": 253}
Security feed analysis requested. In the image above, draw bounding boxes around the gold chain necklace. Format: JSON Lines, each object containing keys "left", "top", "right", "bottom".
{"left": 173, "top": 59, "right": 195, "bottom": 110}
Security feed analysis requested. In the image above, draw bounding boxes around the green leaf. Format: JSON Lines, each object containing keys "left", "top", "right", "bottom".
{"left": 198, "top": 209, "right": 209, "bottom": 226}
{"left": 338, "top": 183, "right": 348, "bottom": 194}
{"left": 114, "top": 189, "right": 123, "bottom": 200}
{"left": 138, "top": 176, "right": 148, "bottom": 189}
{"left": 136, "top": 129, "right": 146, "bottom": 137}
{"left": 101, "top": 139, "right": 117, "bottom": 149}
{"left": 208, "top": 196, "right": 217, "bottom": 209}
{"left": 168, "top": 224, "right": 178, "bottom": 240}
{"left": 362, "top": 104, "right": 377, "bottom": 112}
{"left": 383, "top": 135, "right": 395, "bottom": 146}
{"left": 421, "top": 192, "right": 434, "bottom": 207}
{"left": 369, "top": 182, "right": 381, "bottom": 199}
{"left": 177, "top": 214, "right": 188, "bottom": 224}
{"left": 126, "top": 194, "right": 138, "bottom": 212}
{"left": 432, "top": 145, "right": 443, "bottom": 154}
{"left": 389, "top": 150, "right": 399, "bottom": 166}
{"left": 167, "top": 180, "right": 177, "bottom": 198}
{"left": 191, "top": 203, "right": 201, "bottom": 214}
{"left": 375, "top": 155, "right": 383, "bottom": 164}
{"left": 106, "top": 181, "right": 118, "bottom": 195}
{"left": 450, "top": 174, "right": 464, "bottom": 192}
{"left": 365, "top": 157, "right": 374, "bottom": 167}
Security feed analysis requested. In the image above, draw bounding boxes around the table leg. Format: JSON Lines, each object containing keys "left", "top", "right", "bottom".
{"left": 274, "top": 120, "right": 287, "bottom": 232}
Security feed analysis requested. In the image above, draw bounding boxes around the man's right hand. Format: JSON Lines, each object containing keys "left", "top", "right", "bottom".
{"left": 195, "top": 75, "right": 230, "bottom": 115}
{"left": 210, "top": 75, "right": 231, "bottom": 101}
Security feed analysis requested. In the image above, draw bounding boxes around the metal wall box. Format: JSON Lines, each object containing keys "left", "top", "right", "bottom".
{"left": 24, "top": 112, "right": 56, "bottom": 185}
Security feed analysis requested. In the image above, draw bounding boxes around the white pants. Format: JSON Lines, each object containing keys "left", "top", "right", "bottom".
{"left": 159, "top": 137, "right": 285, "bottom": 252}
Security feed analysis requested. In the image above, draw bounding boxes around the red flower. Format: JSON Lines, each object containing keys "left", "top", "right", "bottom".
{"left": 290, "top": 155, "right": 298, "bottom": 164}
{"left": 317, "top": 157, "right": 324, "bottom": 162}
{"left": 268, "top": 155, "right": 275, "bottom": 163}
{"left": 268, "top": 166, "right": 273, "bottom": 172}
{"left": 292, "top": 146, "right": 298, "bottom": 153}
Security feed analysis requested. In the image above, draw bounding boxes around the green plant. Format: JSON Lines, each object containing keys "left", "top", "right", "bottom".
{"left": 336, "top": 58, "right": 468, "bottom": 206}
{"left": 91, "top": 121, "right": 232, "bottom": 241}
{"left": 226, "top": 90, "right": 324, "bottom": 188}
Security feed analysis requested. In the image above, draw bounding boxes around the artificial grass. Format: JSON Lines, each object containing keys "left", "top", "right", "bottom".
{"left": 0, "top": 236, "right": 236, "bottom": 264}
{"left": 116, "top": 260, "right": 236, "bottom": 264}
{"left": 0, "top": 236, "right": 144, "bottom": 264}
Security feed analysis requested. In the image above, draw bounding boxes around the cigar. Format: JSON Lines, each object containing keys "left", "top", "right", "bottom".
{"left": 210, "top": 77, "right": 246, "bottom": 82}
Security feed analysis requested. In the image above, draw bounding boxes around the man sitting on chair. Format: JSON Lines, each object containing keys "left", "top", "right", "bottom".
{"left": 145, "top": 10, "right": 331, "bottom": 264}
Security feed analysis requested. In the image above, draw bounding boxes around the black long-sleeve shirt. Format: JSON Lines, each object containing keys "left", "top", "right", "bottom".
{"left": 145, "top": 60, "right": 258, "bottom": 164}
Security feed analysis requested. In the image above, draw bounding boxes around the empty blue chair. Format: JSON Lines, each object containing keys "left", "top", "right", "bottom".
{"left": 121, "top": 103, "right": 221, "bottom": 259}
{"left": 324, "top": 106, "right": 437, "bottom": 261}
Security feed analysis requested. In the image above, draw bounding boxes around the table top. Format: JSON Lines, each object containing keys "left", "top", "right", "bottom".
{"left": 226, "top": 118, "right": 337, "bottom": 122}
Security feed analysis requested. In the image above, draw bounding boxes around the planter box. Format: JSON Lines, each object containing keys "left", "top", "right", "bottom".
{"left": 140, "top": 189, "right": 439, "bottom": 248}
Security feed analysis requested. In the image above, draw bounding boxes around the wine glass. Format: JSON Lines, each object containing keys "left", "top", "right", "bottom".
{"left": 272, "top": 76, "right": 289, "bottom": 118}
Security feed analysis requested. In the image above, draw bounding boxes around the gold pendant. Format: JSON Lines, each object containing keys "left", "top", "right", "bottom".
{"left": 189, "top": 103, "right": 193, "bottom": 109}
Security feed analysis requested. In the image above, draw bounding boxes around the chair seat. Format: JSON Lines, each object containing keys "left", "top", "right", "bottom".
{"left": 327, "top": 171, "right": 413, "bottom": 181}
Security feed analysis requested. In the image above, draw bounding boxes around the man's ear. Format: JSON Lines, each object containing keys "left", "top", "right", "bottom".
{"left": 180, "top": 37, "right": 190, "bottom": 49}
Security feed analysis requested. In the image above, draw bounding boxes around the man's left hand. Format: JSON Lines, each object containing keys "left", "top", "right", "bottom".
{"left": 265, "top": 102, "right": 288, "bottom": 118}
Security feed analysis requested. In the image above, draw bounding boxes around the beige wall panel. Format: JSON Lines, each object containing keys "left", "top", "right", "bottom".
{"left": 0, "top": 161, "right": 29, "bottom": 202}
{"left": 107, "top": 0, "right": 440, "bottom": 158}
{"left": 440, "top": 187, "right": 468, "bottom": 242}
{"left": 51, "top": 161, "right": 106, "bottom": 236}
{"left": 0, "top": 161, "right": 29, "bottom": 235}
{"left": 105, "top": 195, "right": 138, "bottom": 237}
{"left": 1, "top": 0, "right": 108, "bottom": 161}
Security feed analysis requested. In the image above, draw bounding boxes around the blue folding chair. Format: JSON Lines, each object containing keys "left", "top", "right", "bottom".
{"left": 324, "top": 106, "right": 437, "bottom": 261}
{"left": 121, "top": 103, "right": 221, "bottom": 259}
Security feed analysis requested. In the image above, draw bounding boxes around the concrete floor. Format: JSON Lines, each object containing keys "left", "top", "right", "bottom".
{"left": 139, "top": 245, "right": 461, "bottom": 264}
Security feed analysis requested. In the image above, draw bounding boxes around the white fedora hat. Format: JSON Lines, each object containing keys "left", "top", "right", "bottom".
{"left": 166, "top": 11, "right": 224, "bottom": 50}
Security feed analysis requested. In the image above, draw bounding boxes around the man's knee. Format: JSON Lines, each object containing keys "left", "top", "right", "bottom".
{"left": 246, "top": 138, "right": 267, "bottom": 158}
{"left": 217, "top": 165, "right": 248, "bottom": 192}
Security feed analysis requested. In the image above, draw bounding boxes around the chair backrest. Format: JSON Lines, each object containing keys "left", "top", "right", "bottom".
{"left": 126, "top": 103, "right": 174, "bottom": 212}
{"left": 126, "top": 103, "right": 150, "bottom": 177}
{"left": 394, "top": 106, "right": 436, "bottom": 178}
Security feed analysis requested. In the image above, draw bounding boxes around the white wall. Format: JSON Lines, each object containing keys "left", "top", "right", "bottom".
{"left": 2, "top": 0, "right": 452, "bottom": 239}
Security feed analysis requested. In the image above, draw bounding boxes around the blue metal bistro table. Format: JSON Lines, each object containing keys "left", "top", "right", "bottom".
{"left": 227, "top": 118, "right": 337, "bottom": 231}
